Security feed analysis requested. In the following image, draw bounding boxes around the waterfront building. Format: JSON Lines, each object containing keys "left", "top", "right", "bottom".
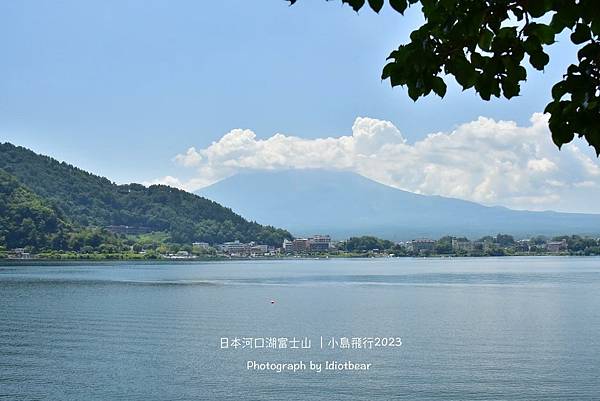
{"left": 515, "top": 239, "right": 531, "bottom": 252}
{"left": 451, "top": 238, "right": 473, "bottom": 252}
{"left": 8, "top": 248, "right": 32, "bottom": 259}
{"left": 284, "top": 235, "right": 332, "bottom": 253}
{"left": 292, "top": 238, "right": 310, "bottom": 252}
{"left": 411, "top": 238, "right": 436, "bottom": 253}
{"left": 283, "top": 239, "right": 294, "bottom": 252}
{"left": 218, "top": 240, "right": 248, "bottom": 253}
{"left": 308, "top": 235, "right": 331, "bottom": 252}
{"left": 217, "top": 241, "right": 271, "bottom": 256}
{"left": 249, "top": 244, "right": 269, "bottom": 254}
{"left": 546, "top": 239, "right": 568, "bottom": 253}
{"left": 164, "top": 250, "right": 194, "bottom": 259}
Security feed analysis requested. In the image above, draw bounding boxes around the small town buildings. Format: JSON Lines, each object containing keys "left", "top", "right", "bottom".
{"left": 192, "top": 242, "right": 210, "bottom": 250}
{"left": 8, "top": 248, "right": 32, "bottom": 259}
{"left": 249, "top": 244, "right": 269, "bottom": 254}
{"left": 451, "top": 238, "right": 473, "bottom": 252}
{"left": 546, "top": 239, "right": 568, "bottom": 253}
{"left": 411, "top": 238, "right": 436, "bottom": 253}
{"left": 292, "top": 238, "right": 310, "bottom": 252}
{"left": 394, "top": 241, "right": 409, "bottom": 251}
{"left": 479, "top": 240, "right": 495, "bottom": 252}
{"left": 218, "top": 240, "right": 248, "bottom": 254}
{"left": 217, "top": 241, "right": 271, "bottom": 256}
{"left": 515, "top": 239, "right": 531, "bottom": 252}
{"left": 165, "top": 250, "right": 194, "bottom": 259}
{"left": 283, "top": 239, "right": 294, "bottom": 252}
{"left": 282, "top": 235, "right": 332, "bottom": 253}
{"left": 308, "top": 235, "right": 331, "bottom": 252}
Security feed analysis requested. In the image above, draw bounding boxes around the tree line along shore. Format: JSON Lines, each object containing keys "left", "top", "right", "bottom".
{"left": 3, "top": 233, "right": 599, "bottom": 261}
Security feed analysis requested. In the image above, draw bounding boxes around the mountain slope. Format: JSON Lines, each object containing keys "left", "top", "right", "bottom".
{"left": 0, "top": 143, "right": 291, "bottom": 247}
{"left": 197, "top": 169, "right": 600, "bottom": 240}
{"left": 0, "top": 169, "right": 70, "bottom": 249}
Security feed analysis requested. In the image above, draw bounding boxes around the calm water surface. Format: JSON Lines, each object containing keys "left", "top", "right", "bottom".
{"left": 1, "top": 257, "right": 599, "bottom": 400}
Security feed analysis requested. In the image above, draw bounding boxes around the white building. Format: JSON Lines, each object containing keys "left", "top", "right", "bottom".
{"left": 218, "top": 240, "right": 248, "bottom": 253}
{"left": 411, "top": 239, "right": 435, "bottom": 253}
{"left": 451, "top": 238, "right": 472, "bottom": 252}
{"left": 283, "top": 239, "right": 294, "bottom": 252}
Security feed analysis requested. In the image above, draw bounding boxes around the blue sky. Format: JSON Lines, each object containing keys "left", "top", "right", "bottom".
{"left": 1, "top": 1, "right": 598, "bottom": 212}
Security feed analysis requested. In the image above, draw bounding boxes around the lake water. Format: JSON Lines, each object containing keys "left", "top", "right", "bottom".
{"left": 1, "top": 257, "right": 600, "bottom": 400}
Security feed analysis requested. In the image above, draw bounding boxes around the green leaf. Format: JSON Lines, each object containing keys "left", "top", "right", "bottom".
{"left": 592, "top": 19, "right": 600, "bottom": 36}
{"left": 550, "top": 12, "right": 568, "bottom": 33}
{"left": 342, "top": 0, "right": 365, "bottom": 12}
{"left": 501, "top": 77, "right": 520, "bottom": 99}
{"left": 571, "top": 23, "right": 591, "bottom": 45}
{"left": 431, "top": 76, "right": 447, "bottom": 97}
{"left": 389, "top": 0, "right": 408, "bottom": 14}
{"left": 523, "top": 36, "right": 542, "bottom": 55}
{"left": 526, "top": 23, "right": 555, "bottom": 45}
{"left": 497, "top": 26, "right": 517, "bottom": 39}
{"left": 525, "top": 0, "right": 551, "bottom": 18}
{"left": 577, "top": 42, "right": 598, "bottom": 62}
{"left": 368, "top": 0, "right": 383, "bottom": 13}
{"left": 529, "top": 51, "right": 550, "bottom": 70}
{"left": 478, "top": 29, "right": 493, "bottom": 51}
{"left": 548, "top": 107, "right": 575, "bottom": 148}
{"left": 382, "top": 62, "right": 406, "bottom": 86}
{"left": 448, "top": 55, "right": 477, "bottom": 89}
{"left": 407, "top": 85, "right": 420, "bottom": 101}
{"left": 475, "top": 73, "right": 496, "bottom": 101}
{"left": 551, "top": 81, "right": 568, "bottom": 101}
{"left": 470, "top": 52, "right": 486, "bottom": 68}
{"left": 506, "top": 63, "right": 527, "bottom": 82}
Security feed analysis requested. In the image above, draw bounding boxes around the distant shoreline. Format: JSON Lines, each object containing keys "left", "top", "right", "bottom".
{"left": 1, "top": 253, "right": 595, "bottom": 266}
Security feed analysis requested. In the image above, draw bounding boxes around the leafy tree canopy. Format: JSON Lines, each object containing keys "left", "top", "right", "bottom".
{"left": 343, "top": 235, "right": 394, "bottom": 251}
{"left": 288, "top": 0, "right": 600, "bottom": 155}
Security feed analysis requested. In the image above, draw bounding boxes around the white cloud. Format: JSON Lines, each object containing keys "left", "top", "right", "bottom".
{"left": 173, "top": 147, "right": 202, "bottom": 166}
{"left": 142, "top": 175, "right": 213, "bottom": 191}
{"left": 151, "top": 114, "right": 600, "bottom": 213}
{"left": 527, "top": 158, "right": 557, "bottom": 173}
{"left": 143, "top": 175, "right": 185, "bottom": 188}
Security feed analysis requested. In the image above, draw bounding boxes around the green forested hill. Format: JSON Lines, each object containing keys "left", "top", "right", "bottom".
{"left": 0, "top": 169, "right": 69, "bottom": 249}
{"left": 0, "top": 142, "right": 291, "bottom": 251}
